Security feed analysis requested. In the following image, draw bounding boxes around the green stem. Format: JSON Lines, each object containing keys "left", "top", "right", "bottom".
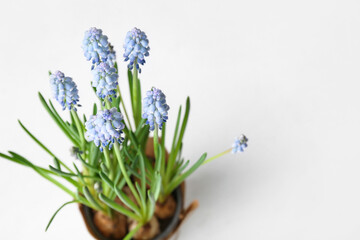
{"left": 105, "top": 99, "right": 112, "bottom": 109}
{"left": 117, "top": 85, "right": 133, "bottom": 132}
{"left": 132, "top": 60, "right": 141, "bottom": 128}
{"left": 153, "top": 127, "right": 159, "bottom": 160}
{"left": 113, "top": 142, "right": 142, "bottom": 206}
{"left": 103, "top": 148, "right": 113, "bottom": 179}
{"left": 202, "top": 148, "right": 232, "bottom": 165}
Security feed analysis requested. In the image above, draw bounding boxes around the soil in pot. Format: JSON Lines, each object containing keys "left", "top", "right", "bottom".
{"left": 80, "top": 186, "right": 183, "bottom": 240}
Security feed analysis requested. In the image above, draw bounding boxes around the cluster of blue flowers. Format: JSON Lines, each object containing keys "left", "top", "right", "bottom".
{"left": 142, "top": 88, "right": 170, "bottom": 131}
{"left": 82, "top": 27, "right": 116, "bottom": 69}
{"left": 85, "top": 108, "right": 125, "bottom": 151}
{"left": 49, "top": 71, "right": 80, "bottom": 111}
{"left": 123, "top": 27, "right": 150, "bottom": 73}
{"left": 232, "top": 135, "right": 248, "bottom": 153}
{"left": 92, "top": 62, "right": 118, "bottom": 100}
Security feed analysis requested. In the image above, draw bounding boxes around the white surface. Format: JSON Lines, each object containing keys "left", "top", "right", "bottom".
{"left": 0, "top": 0, "right": 360, "bottom": 239}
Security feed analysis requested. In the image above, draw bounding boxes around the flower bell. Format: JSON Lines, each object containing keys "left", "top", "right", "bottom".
{"left": 85, "top": 108, "right": 125, "bottom": 152}
{"left": 142, "top": 87, "right": 170, "bottom": 131}
{"left": 123, "top": 27, "right": 150, "bottom": 73}
{"left": 49, "top": 71, "right": 80, "bottom": 111}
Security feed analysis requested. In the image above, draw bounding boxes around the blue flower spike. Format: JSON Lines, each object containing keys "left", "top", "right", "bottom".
{"left": 49, "top": 71, "right": 80, "bottom": 111}
{"left": 91, "top": 62, "right": 118, "bottom": 101}
{"left": 123, "top": 27, "right": 150, "bottom": 73}
{"left": 142, "top": 87, "right": 170, "bottom": 131}
{"left": 82, "top": 27, "right": 116, "bottom": 68}
{"left": 85, "top": 108, "right": 125, "bottom": 152}
{"left": 232, "top": 135, "right": 248, "bottom": 153}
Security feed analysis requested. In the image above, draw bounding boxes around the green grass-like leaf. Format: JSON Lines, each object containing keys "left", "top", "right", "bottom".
{"left": 45, "top": 200, "right": 77, "bottom": 231}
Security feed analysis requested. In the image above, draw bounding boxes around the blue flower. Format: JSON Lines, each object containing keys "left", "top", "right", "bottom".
{"left": 232, "top": 135, "right": 248, "bottom": 153}
{"left": 92, "top": 62, "right": 118, "bottom": 100}
{"left": 85, "top": 108, "right": 125, "bottom": 152}
{"left": 82, "top": 27, "right": 116, "bottom": 68}
{"left": 123, "top": 27, "right": 150, "bottom": 73}
{"left": 142, "top": 88, "right": 169, "bottom": 131}
{"left": 49, "top": 71, "right": 80, "bottom": 111}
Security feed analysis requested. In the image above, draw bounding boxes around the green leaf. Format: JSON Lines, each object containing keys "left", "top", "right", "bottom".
{"left": 99, "top": 171, "right": 114, "bottom": 189}
{"left": 45, "top": 200, "right": 77, "bottom": 231}
{"left": 49, "top": 99, "right": 80, "bottom": 142}
{"left": 73, "top": 163, "right": 86, "bottom": 185}
{"left": 152, "top": 171, "right": 161, "bottom": 201}
{"left": 123, "top": 222, "right": 143, "bottom": 240}
{"left": 49, "top": 165, "right": 76, "bottom": 178}
{"left": 166, "top": 152, "right": 207, "bottom": 195}
{"left": 135, "top": 182, "right": 146, "bottom": 216}
{"left": 146, "top": 190, "right": 155, "bottom": 222}
{"left": 88, "top": 142, "right": 100, "bottom": 167}
{"left": 138, "top": 147, "right": 146, "bottom": 198}
{"left": 83, "top": 186, "right": 103, "bottom": 211}
{"left": 100, "top": 162, "right": 109, "bottom": 175}
{"left": 53, "top": 158, "right": 61, "bottom": 170}
{"left": 77, "top": 153, "right": 99, "bottom": 173}
{"left": 99, "top": 193, "right": 140, "bottom": 221}
{"left": 18, "top": 120, "right": 55, "bottom": 158}
{"left": 18, "top": 120, "right": 73, "bottom": 173}
{"left": 38, "top": 92, "right": 79, "bottom": 146}
{"left": 166, "top": 97, "right": 190, "bottom": 182}
{"left": 177, "top": 159, "right": 190, "bottom": 175}
{"left": 8, "top": 151, "right": 76, "bottom": 198}
{"left": 171, "top": 106, "right": 182, "bottom": 152}
{"left": 114, "top": 186, "right": 142, "bottom": 216}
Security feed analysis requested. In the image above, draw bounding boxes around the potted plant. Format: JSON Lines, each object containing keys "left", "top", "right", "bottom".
{"left": 0, "top": 27, "right": 248, "bottom": 240}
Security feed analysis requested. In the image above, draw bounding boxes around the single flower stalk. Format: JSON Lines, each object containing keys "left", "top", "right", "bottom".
{"left": 49, "top": 71, "right": 80, "bottom": 111}
{"left": 202, "top": 135, "right": 248, "bottom": 165}
{"left": 123, "top": 27, "right": 150, "bottom": 73}
{"left": 85, "top": 108, "right": 125, "bottom": 152}
{"left": 142, "top": 88, "right": 170, "bottom": 131}
{"left": 91, "top": 62, "right": 118, "bottom": 101}
{"left": 82, "top": 27, "right": 116, "bottom": 68}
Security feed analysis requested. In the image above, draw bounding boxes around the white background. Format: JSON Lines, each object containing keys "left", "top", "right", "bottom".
{"left": 0, "top": 0, "right": 359, "bottom": 239}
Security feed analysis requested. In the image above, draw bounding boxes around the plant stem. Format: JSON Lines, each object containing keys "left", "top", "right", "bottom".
{"left": 117, "top": 85, "right": 133, "bottom": 132}
{"left": 153, "top": 127, "right": 159, "bottom": 160}
{"left": 105, "top": 99, "right": 112, "bottom": 109}
{"left": 202, "top": 148, "right": 232, "bottom": 165}
{"left": 103, "top": 148, "right": 113, "bottom": 175}
{"left": 132, "top": 60, "right": 141, "bottom": 128}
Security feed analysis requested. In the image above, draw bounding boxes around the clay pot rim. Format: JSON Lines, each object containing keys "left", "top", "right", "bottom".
{"left": 80, "top": 186, "right": 183, "bottom": 240}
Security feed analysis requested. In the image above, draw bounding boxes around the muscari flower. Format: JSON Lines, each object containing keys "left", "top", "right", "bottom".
{"left": 142, "top": 88, "right": 169, "bottom": 131}
{"left": 82, "top": 27, "right": 116, "bottom": 68}
{"left": 123, "top": 27, "right": 150, "bottom": 73}
{"left": 85, "top": 108, "right": 125, "bottom": 152}
{"left": 92, "top": 62, "right": 118, "bottom": 100}
{"left": 49, "top": 71, "right": 80, "bottom": 111}
{"left": 232, "top": 135, "right": 248, "bottom": 153}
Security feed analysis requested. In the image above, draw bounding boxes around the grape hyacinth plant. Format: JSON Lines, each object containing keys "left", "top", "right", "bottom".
{"left": 0, "top": 27, "right": 248, "bottom": 240}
